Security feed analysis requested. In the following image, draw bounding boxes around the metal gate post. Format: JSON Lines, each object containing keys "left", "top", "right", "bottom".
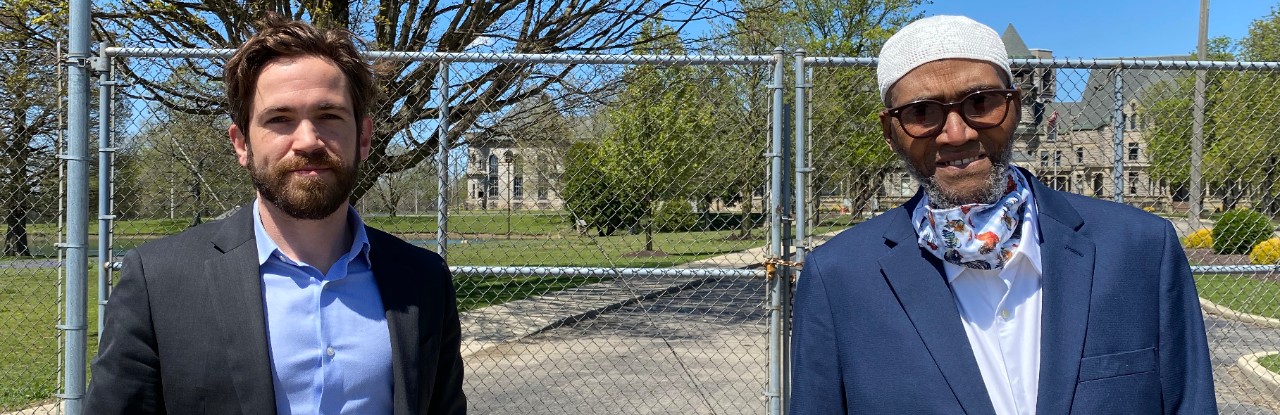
{"left": 766, "top": 47, "right": 789, "bottom": 415}
{"left": 437, "top": 62, "right": 451, "bottom": 260}
{"left": 1112, "top": 68, "right": 1126, "bottom": 203}
{"left": 62, "top": 0, "right": 92, "bottom": 412}
{"left": 95, "top": 45, "right": 116, "bottom": 335}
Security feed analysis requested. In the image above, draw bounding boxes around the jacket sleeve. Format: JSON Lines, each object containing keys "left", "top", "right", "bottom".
{"left": 789, "top": 255, "right": 846, "bottom": 414}
{"left": 85, "top": 248, "right": 166, "bottom": 414}
{"left": 428, "top": 260, "right": 468, "bottom": 415}
{"left": 1158, "top": 221, "right": 1217, "bottom": 414}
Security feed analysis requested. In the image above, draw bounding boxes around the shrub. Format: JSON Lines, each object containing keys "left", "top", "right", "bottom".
{"left": 1251, "top": 238, "right": 1280, "bottom": 265}
{"left": 1181, "top": 228, "right": 1213, "bottom": 249}
{"left": 1212, "top": 209, "right": 1275, "bottom": 255}
{"left": 653, "top": 200, "right": 698, "bottom": 232}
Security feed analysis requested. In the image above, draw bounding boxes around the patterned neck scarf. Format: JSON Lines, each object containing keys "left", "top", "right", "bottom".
{"left": 912, "top": 170, "right": 1032, "bottom": 270}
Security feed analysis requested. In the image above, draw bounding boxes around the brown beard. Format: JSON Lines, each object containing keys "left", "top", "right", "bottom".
{"left": 246, "top": 146, "right": 358, "bottom": 220}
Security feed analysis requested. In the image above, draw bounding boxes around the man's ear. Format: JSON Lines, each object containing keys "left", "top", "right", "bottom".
{"left": 880, "top": 113, "right": 897, "bottom": 148}
{"left": 358, "top": 117, "right": 373, "bottom": 161}
{"left": 230, "top": 124, "right": 250, "bottom": 167}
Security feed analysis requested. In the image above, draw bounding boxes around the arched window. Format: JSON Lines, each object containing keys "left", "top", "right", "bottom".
{"left": 487, "top": 154, "right": 499, "bottom": 198}
{"left": 509, "top": 152, "right": 524, "bottom": 200}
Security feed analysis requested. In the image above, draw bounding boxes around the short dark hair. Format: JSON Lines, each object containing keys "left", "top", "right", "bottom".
{"left": 223, "top": 14, "right": 374, "bottom": 135}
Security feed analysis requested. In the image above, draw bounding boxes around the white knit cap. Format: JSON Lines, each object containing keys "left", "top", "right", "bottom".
{"left": 877, "top": 15, "right": 1012, "bottom": 102}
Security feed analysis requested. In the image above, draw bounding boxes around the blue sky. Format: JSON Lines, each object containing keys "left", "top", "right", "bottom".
{"left": 923, "top": 1, "right": 1278, "bottom": 59}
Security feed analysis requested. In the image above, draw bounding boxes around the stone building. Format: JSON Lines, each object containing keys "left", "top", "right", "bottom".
{"left": 463, "top": 135, "right": 566, "bottom": 210}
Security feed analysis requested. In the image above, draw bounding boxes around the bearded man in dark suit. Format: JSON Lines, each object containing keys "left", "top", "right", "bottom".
{"left": 87, "top": 15, "right": 466, "bottom": 414}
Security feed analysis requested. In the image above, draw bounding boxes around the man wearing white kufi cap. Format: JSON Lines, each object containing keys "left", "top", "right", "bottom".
{"left": 790, "top": 15, "right": 1215, "bottom": 415}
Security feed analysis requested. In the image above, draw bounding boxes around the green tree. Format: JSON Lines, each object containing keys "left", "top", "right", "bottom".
{"left": 698, "top": 3, "right": 797, "bottom": 239}
{"left": 0, "top": 0, "right": 65, "bottom": 256}
{"left": 117, "top": 110, "right": 249, "bottom": 224}
{"left": 797, "top": 0, "right": 922, "bottom": 220}
{"left": 561, "top": 142, "right": 639, "bottom": 236}
{"left": 589, "top": 22, "right": 713, "bottom": 252}
{"left": 1148, "top": 5, "right": 1280, "bottom": 214}
{"left": 1214, "top": 6, "right": 1280, "bottom": 214}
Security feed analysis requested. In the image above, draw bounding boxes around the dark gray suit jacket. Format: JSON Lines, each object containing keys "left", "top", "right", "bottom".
{"left": 86, "top": 207, "right": 466, "bottom": 414}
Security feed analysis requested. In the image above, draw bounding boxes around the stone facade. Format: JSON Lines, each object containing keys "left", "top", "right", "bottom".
{"left": 464, "top": 136, "right": 566, "bottom": 210}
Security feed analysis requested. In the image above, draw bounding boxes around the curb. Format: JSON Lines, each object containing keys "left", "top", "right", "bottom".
{"left": 1236, "top": 351, "right": 1280, "bottom": 400}
{"left": 1199, "top": 297, "right": 1280, "bottom": 329}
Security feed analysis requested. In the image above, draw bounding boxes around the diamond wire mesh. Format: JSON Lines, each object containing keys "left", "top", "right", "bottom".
{"left": 0, "top": 46, "right": 64, "bottom": 415}
{"left": 805, "top": 59, "right": 1280, "bottom": 414}
{"left": 44, "top": 49, "right": 1280, "bottom": 413}
{"left": 87, "top": 51, "right": 776, "bottom": 413}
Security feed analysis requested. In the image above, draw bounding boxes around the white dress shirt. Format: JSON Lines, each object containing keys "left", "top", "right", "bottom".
{"left": 942, "top": 199, "right": 1043, "bottom": 415}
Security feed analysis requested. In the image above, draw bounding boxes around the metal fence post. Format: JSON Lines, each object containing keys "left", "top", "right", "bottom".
{"left": 437, "top": 62, "right": 450, "bottom": 260}
{"left": 62, "top": 0, "right": 92, "bottom": 412}
{"left": 786, "top": 48, "right": 811, "bottom": 415}
{"left": 1111, "top": 68, "right": 1125, "bottom": 204}
{"left": 95, "top": 45, "right": 115, "bottom": 335}
{"left": 767, "top": 46, "right": 788, "bottom": 415}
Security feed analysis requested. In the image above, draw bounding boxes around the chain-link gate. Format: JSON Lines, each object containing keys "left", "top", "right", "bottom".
{"left": 88, "top": 48, "right": 788, "bottom": 414}
{"left": 801, "top": 56, "right": 1280, "bottom": 414}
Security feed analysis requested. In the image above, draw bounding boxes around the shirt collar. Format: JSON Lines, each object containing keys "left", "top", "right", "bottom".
{"left": 252, "top": 200, "right": 372, "bottom": 267}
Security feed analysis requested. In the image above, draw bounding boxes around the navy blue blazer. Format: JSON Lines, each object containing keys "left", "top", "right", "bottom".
{"left": 790, "top": 168, "right": 1216, "bottom": 414}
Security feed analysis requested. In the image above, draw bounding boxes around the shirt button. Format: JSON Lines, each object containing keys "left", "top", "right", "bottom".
{"left": 326, "top": 346, "right": 336, "bottom": 357}
{"left": 999, "top": 309, "right": 1011, "bottom": 320}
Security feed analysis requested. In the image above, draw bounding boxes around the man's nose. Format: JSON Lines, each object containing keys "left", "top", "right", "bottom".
{"left": 935, "top": 110, "right": 977, "bottom": 146}
{"left": 291, "top": 120, "right": 325, "bottom": 152}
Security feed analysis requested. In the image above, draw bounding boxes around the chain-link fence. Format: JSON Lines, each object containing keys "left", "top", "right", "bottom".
{"left": 0, "top": 46, "right": 65, "bottom": 415}
{"left": 10, "top": 45, "right": 1280, "bottom": 414}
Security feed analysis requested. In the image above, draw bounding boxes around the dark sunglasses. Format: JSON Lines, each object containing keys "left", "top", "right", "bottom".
{"left": 881, "top": 89, "right": 1019, "bottom": 139}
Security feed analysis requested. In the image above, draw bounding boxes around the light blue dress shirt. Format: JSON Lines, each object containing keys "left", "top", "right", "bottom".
{"left": 253, "top": 202, "right": 393, "bottom": 414}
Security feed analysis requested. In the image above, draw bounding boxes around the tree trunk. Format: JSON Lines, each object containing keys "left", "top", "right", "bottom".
{"left": 190, "top": 177, "right": 203, "bottom": 227}
{"left": 4, "top": 204, "right": 30, "bottom": 257}
{"left": 1224, "top": 179, "right": 1239, "bottom": 211}
{"left": 1265, "top": 157, "right": 1278, "bottom": 217}
{"left": 644, "top": 207, "right": 655, "bottom": 252}
{"left": 738, "top": 184, "right": 753, "bottom": 238}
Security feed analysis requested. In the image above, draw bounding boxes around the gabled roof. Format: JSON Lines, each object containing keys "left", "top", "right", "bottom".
{"left": 1002, "top": 25, "right": 1035, "bottom": 59}
{"left": 1051, "top": 55, "right": 1196, "bottom": 131}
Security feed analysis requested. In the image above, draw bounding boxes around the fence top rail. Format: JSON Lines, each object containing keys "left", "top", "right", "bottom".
{"left": 103, "top": 47, "right": 777, "bottom": 65}
{"left": 804, "top": 56, "right": 1280, "bottom": 71}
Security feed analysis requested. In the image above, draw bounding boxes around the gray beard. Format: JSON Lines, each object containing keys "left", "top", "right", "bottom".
{"left": 893, "top": 144, "right": 1015, "bottom": 210}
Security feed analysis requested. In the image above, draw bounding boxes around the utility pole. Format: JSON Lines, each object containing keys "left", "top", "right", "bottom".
{"left": 1190, "top": 0, "right": 1209, "bottom": 225}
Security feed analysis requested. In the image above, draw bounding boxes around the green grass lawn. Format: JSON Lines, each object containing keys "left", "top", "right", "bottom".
{"left": 1260, "top": 353, "right": 1280, "bottom": 375}
{"left": 1194, "top": 274, "right": 1280, "bottom": 319}
{"left": 0, "top": 220, "right": 769, "bottom": 409}
{"left": 0, "top": 266, "right": 99, "bottom": 411}
{"left": 0, "top": 209, "right": 776, "bottom": 409}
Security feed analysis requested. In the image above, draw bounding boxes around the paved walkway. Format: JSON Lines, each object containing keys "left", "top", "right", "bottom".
{"left": 459, "top": 246, "right": 770, "bottom": 357}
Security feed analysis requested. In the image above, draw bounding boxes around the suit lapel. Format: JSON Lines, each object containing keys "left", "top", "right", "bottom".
{"left": 879, "top": 202, "right": 998, "bottom": 415}
{"left": 1026, "top": 173, "right": 1096, "bottom": 415}
{"left": 206, "top": 207, "right": 277, "bottom": 415}
{"left": 369, "top": 230, "right": 421, "bottom": 415}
